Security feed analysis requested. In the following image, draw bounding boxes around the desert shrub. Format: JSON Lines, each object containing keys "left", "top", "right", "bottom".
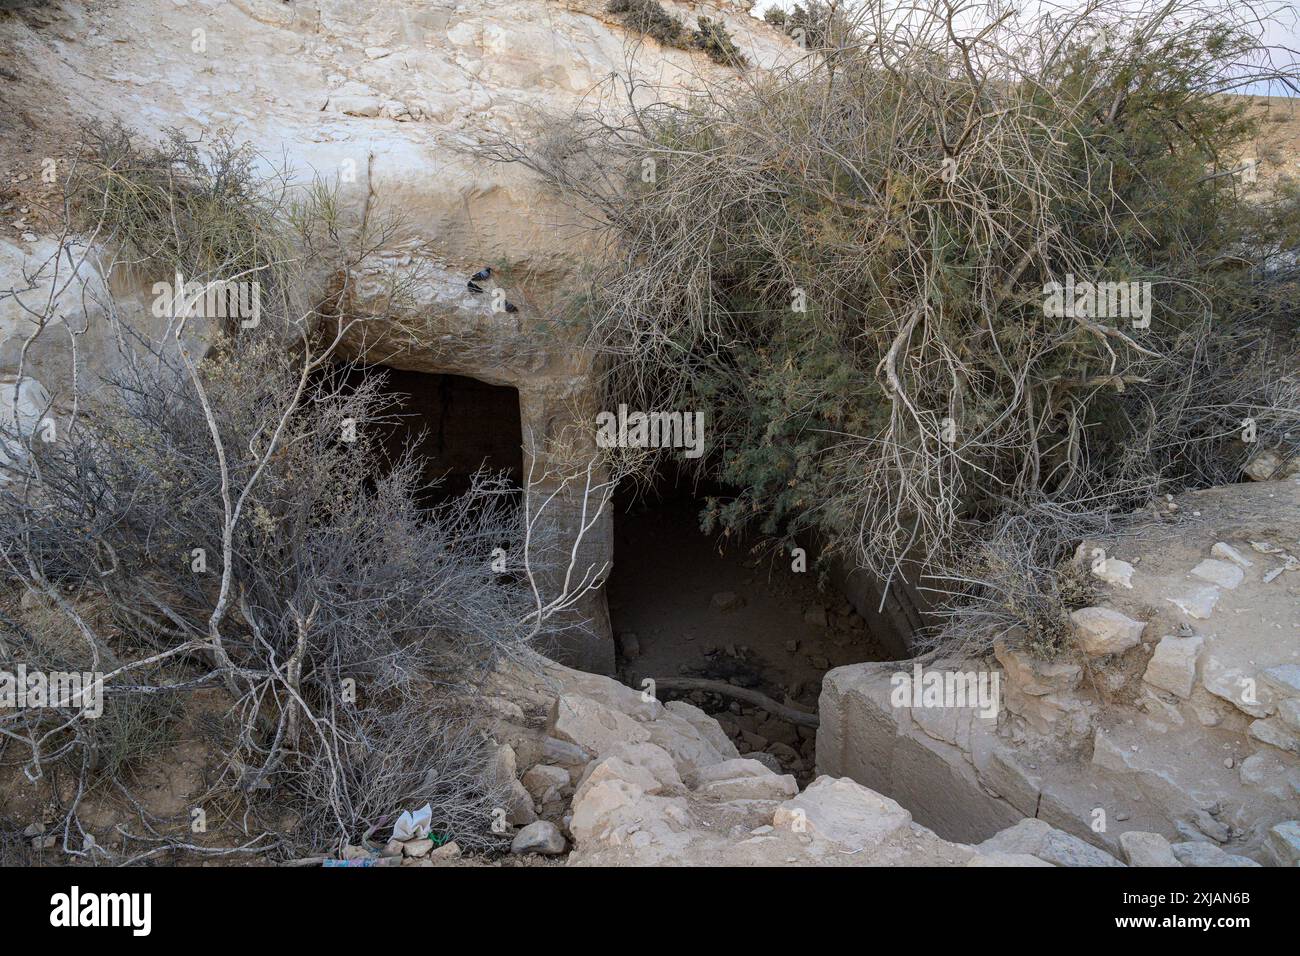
{"left": 692, "top": 17, "right": 748, "bottom": 69}
{"left": 0, "top": 335, "right": 570, "bottom": 854}
{"left": 77, "top": 126, "right": 284, "bottom": 279}
{"left": 918, "top": 501, "right": 1106, "bottom": 659}
{"left": 482, "top": 0, "right": 1299, "bottom": 656}
{"left": 763, "top": 2, "right": 848, "bottom": 50}
{"left": 0, "top": 818, "right": 35, "bottom": 866}
{"left": 605, "top": 0, "right": 748, "bottom": 68}
{"left": 0, "top": 129, "right": 603, "bottom": 858}
{"left": 606, "top": 0, "right": 687, "bottom": 48}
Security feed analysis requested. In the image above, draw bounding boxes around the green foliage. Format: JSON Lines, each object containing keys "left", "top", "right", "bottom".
{"left": 524, "top": 1, "right": 1299, "bottom": 587}
{"left": 76, "top": 125, "right": 290, "bottom": 287}
{"left": 606, "top": 0, "right": 687, "bottom": 48}
{"left": 692, "top": 16, "right": 749, "bottom": 69}
{"left": 605, "top": 0, "right": 748, "bottom": 69}
{"left": 700, "top": 325, "right": 884, "bottom": 545}
{"left": 763, "top": 2, "right": 844, "bottom": 49}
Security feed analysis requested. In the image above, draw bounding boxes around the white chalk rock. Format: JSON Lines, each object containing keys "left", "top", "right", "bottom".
{"left": 1190, "top": 558, "right": 1244, "bottom": 589}
{"left": 1091, "top": 557, "right": 1135, "bottom": 589}
{"left": 1143, "top": 634, "right": 1203, "bottom": 699}
{"left": 1166, "top": 586, "right": 1220, "bottom": 620}
{"left": 1070, "top": 607, "right": 1146, "bottom": 656}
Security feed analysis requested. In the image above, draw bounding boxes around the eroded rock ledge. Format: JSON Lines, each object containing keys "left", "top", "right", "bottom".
{"left": 817, "top": 480, "right": 1300, "bottom": 867}
{"left": 475, "top": 651, "right": 1134, "bottom": 866}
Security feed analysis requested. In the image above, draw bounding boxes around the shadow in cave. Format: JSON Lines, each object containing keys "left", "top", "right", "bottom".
{"left": 606, "top": 466, "right": 895, "bottom": 781}
{"left": 333, "top": 363, "right": 524, "bottom": 509}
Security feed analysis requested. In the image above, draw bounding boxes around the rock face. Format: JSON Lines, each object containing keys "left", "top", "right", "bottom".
{"left": 0, "top": 0, "right": 795, "bottom": 673}
{"left": 818, "top": 481, "right": 1300, "bottom": 865}
{"left": 479, "top": 650, "right": 1108, "bottom": 867}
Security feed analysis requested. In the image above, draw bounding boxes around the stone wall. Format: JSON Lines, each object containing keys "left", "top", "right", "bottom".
{"left": 817, "top": 480, "right": 1300, "bottom": 865}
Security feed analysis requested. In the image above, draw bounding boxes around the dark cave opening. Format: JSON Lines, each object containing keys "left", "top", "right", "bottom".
{"left": 336, "top": 364, "right": 524, "bottom": 508}
{"left": 605, "top": 467, "right": 909, "bottom": 781}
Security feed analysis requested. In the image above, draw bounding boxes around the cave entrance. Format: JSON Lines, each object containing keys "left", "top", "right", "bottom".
{"left": 338, "top": 364, "right": 524, "bottom": 507}
{"left": 606, "top": 468, "right": 915, "bottom": 782}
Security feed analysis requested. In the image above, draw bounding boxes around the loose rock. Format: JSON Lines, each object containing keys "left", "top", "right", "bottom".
{"left": 511, "top": 821, "right": 567, "bottom": 855}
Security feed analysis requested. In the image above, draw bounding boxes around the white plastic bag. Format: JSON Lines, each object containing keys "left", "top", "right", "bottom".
{"left": 391, "top": 804, "right": 433, "bottom": 841}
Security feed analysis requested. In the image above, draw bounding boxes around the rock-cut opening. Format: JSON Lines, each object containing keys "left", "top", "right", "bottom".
{"left": 336, "top": 364, "right": 524, "bottom": 507}
{"left": 605, "top": 468, "right": 928, "bottom": 782}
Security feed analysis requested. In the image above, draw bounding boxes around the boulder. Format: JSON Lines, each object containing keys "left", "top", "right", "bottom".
{"left": 1239, "top": 751, "right": 1300, "bottom": 800}
{"left": 1243, "top": 447, "right": 1300, "bottom": 481}
{"left": 573, "top": 756, "right": 664, "bottom": 808}
{"left": 541, "top": 735, "right": 592, "bottom": 768}
{"left": 645, "top": 709, "right": 736, "bottom": 776}
{"left": 593, "top": 742, "right": 684, "bottom": 793}
{"left": 1279, "top": 699, "right": 1300, "bottom": 734}
{"left": 510, "top": 821, "right": 567, "bottom": 856}
{"left": 1265, "top": 821, "right": 1300, "bottom": 867}
{"left": 401, "top": 838, "right": 434, "bottom": 858}
{"left": 503, "top": 783, "right": 537, "bottom": 826}
{"left": 521, "top": 764, "right": 569, "bottom": 804}
{"left": 978, "top": 818, "right": 1123, "bottom": 867}
{"left": 685, "top": 758, "right": 778, "bottom": 789}
{"left": 1143, "top": 635, "right": 1203, "bottom": 699}
{"left": 1200, "top": 654, "right": 1274, "bottom": 717}
{"left": 773, "top": 776, "right": 913, "bottom": 848}
{"left": 1171, "top": 842, "right": 1261, "bottom": 867}
{"left": 1190, "top": 558, "right": 1244, "bottom": 589}
{"left": 548, "top": 693, "right": 650, "bottom": 758}
{"left": 1247, "top": 717, "right": 1300, "bottom": 756}
{"left": 1261, "top": 665, "right": 1300, "bottom": 701}
{"left": 429, "top": 841, "right": 461, "bottom": 861}
{"left": 745, "top": 751, "right": 783, "bottom": 774}
{"left": 1166, "top": 586, "right": 1221, "bottom": 620}
{"left": 695, "top": 773, "right": 799, "bottom": 802}
{"left": 1210, "top": 542, "right": 1253, "bottom": 569}
{"left": 1070, "top": 607, "right": 1146, "bottom": 656}
{"left": 1118, "top": 831, "right": 1182, "bottom": 867}
{"left": 994, "top": 639, "right": 1082, "bottom": 694}
{"left": 1091, "top": 557, "right": 1135, "bottom": 588}
{"left": 568, "top": 776, "right": 693, "bottom": 851}
{"left": 664, "top": 701, "right": 739, "bottom": 759}
{"left": 488, "top": 743, "right": 538, "bottom": 826}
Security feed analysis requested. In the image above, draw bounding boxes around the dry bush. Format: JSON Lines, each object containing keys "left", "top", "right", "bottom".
{"left": 917, "top": 499, "right": 1109, "bottom": 659}
{"left": 477, "top": 0, "right": 1299, "bottom": 656}
{"left": 0, "top": 129, "right": 612, "bottom": 859}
